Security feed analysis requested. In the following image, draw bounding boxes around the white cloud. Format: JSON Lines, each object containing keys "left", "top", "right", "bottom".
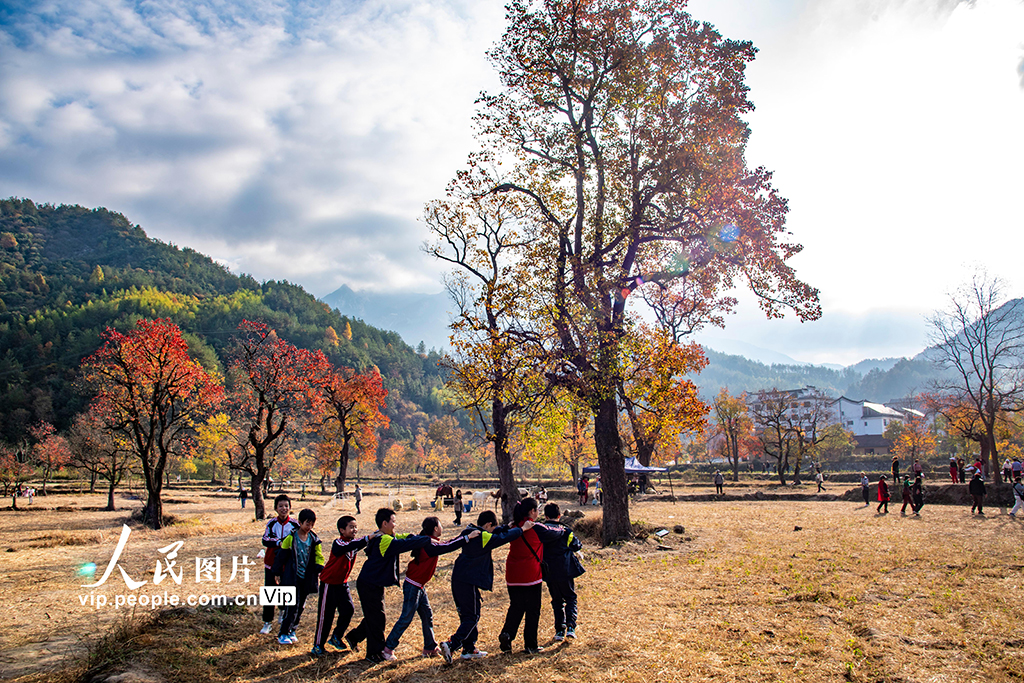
{"left": 1, "top": 0, "right": 1021, "bottom": 365}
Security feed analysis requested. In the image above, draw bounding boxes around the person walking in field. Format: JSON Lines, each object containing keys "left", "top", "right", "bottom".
{"left": 969, "top": 472, "right": 986, "bottom": 514}
{"left": 911, "top": 476, "right": 924, "bottom": 516}
{"left": 900, "top": 475, "right": 914, "bottom": 515}
{"left": 877, "top": 476, "right": 890, "bottom": 514}
{"left": 310, "top": 515, "right": 370, "bottom": 657}
{"left": 542, "top": 503, "right": 585, "bottom": 641}
{"left": 860, "top": 473, "right": 870, "bottom": 506}
{"left": 1010, "top": 476, "right": 1024, "bottom": 517}
{"left": 438, "top": 510, "right": 529, "bottom": 664}
{"left": 714, "top": 470, "right": 724, "bottom": 496}
{"left": 239, "top": 487, "right": 248, "bottom": 509}
{"left": 815, "top": 470, "right": 826, "bottom": 493}
{"left": 354, "top": 485, "right": 362, "bottom": 515}
{"left": 499, "top": 498, "right": 573, "bottom": 655}
{"left": 381, "top": 517, "right": 474, "bottom": 661}
{"left": 272, "top": 509, "right": 324, "bottom": 645}
{"left": 1012, "top": 457, "right": 1022, "bottom": 482}
{"left": 346, "top": 508, "right": 435, "bottom": 663}
{"left": 260, "top": 494, "right": 298, "bottom": 635}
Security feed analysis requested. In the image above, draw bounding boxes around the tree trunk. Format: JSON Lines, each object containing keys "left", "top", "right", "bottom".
{"left": 334, "top": 438, "right": 351, "bottom": 495}
{"left": 90, "top": 471, "right": 97, "bottom": 493}
{"left": 106, "top": 480, "right": 116, "bottom": 511}
{"left": 251, "top": 471, "right": 266, "bottom": 519}
{"left": 594, "top": 395, "right": 630, "bottom": 544}
{"left": 493, "top": 399, "right": 519, "bottom": 525}
{"left": 730, "top": 432, "right": 740, "bottom": 482}
{"left": 634, "top": 438, "right": 655, "bottom": 468}
{"left": 986, "top": 425, "right": 1002, "bottom": 485}
{"left": 144, "top": 489, "right": 163, "bottom": 529}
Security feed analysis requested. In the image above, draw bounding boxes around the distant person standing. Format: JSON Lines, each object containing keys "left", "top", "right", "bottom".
{"left": 240, "top": 487, "right": 248, "bottom": 509}
{"left": 891, "top": 456, "right": 900, "bottom": 483}
{"left": 453, "top": 491, "right": 464, "bottom": 527}
{"left": 354, "top": 485, "right": 362, "bottom": 515}
{"left": 913, "top": 459, "right": 923, "bottom": 480}
{"left": 877, "top": 476, "right": 890, "bottom": 514}
{"left": 815, "top": 471, "right": 826, "bottom": 494}
{"left": 860, "top": 473, "right": 870, "bottom": 506}
{"left": 969, "top": 472, "right": 986, "bottom": 514}
{"left": 950, "top": 456, "right": 959, "bottom": 484}
{"left": 958, "top": 458, "right": 966, "bottom": 484}
{"left": 1012, "top": 457, "right": 1022, "bottom": 482}
{"left": 714, "top": 471, "right": 724, "bottom": 496}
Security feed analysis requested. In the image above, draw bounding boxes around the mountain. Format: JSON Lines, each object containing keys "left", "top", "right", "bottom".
{"left": 321, "top": 285, "right": 452, "bottom": 352}
{"left": 701, "top": 339, "right": 808, "bottom": 366}
{"left": 692, "top": 348, "right": 951, "bottom": 403}
{"left": 0, "top": 198, "right": 451, "bottom": 445}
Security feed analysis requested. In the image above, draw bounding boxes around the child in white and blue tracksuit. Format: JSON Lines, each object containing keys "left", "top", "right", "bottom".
{"left": 542, "top": 503, "right": 585, "bottom": 639}
{"left": 272, "top": 508, "right": 325, "bottom": 643}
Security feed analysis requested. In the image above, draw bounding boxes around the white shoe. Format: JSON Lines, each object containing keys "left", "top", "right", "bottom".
{"left": 461, "top": 650, "right": 488, "bottom": 659}
{"left": 260, "top": 622, "right": 273, "bottom": 635}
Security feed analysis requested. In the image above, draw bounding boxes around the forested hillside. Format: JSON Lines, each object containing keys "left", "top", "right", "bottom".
{"left": 695, "top": 348, "right": 947, "bottom": 402}
{"left": 0, "top": 198, "right": 449, "bottom": 445}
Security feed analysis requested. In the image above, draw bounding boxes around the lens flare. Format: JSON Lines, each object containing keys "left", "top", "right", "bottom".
{"left": 77, "top": 562, "right": 97, "bottom": 578}
{"left": 719, "top": 224, "right": 740, "bottom": 243}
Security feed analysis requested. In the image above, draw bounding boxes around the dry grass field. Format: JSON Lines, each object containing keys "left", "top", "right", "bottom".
{"left": 1, "top": 482, "right": 1022, "bottom": 683}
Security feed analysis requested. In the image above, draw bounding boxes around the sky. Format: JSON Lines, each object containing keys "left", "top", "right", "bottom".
{"left": 1, "top": 0, "right": 1022, "bottom": 366}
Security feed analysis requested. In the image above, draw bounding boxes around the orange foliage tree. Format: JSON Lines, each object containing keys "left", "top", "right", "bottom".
{"left": 0, "top": 444, "right": 32, "bottom": 502}
{"left": 712, "top": 389, "right": 753, "bottom": 482}
{"left": 82, "top": 319, "right": 224, "bottom": 528}
{"left": 619, "top": 327, "right": 708, "bottom": 467}
{"left": 315, "top": 366, "right": 389, "bottom": 494}
{"left": 460, "top": 0, "right": 819, "bottom": 542}
{"left": 227, "top": 320, "right": 328, "bottom": 520}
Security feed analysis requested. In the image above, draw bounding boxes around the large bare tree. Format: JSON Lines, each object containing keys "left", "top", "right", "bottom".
{"left": 929, "top": 272, "right": 1024, "bottom": 484}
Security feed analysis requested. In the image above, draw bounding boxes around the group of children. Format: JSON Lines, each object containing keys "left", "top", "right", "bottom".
{"left": 259, "top": 493, "right": 584, "bottom": 664}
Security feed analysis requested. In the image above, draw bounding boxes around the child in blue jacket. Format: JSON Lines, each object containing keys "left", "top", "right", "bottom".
{"left": 542, "top": 503, "right": 585, "bottom": 640}
{"left": 271, "top": 508, "right": 325, "bottom": 644}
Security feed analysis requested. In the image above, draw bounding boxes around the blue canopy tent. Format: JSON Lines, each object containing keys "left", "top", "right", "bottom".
{"left": 582, "top": 457, "right": 674, "bottom": 500}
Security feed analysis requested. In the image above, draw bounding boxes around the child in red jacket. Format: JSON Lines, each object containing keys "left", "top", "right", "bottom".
{"left": 877, "top": 476, "right": 890, "bottom": 514}
{"left": 381, "top": 517, "right": 473, "bottom": 660}
{"left": 310, "top": 515, "right": 370, "bottom": 657}
{"left": 499, "top": 498, "right": 572, "bottom": 655}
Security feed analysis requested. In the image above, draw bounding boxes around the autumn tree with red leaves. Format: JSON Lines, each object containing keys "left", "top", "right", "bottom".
{"left": 82, "top": 319, "right": 224, "bottom": 528}
{"left": 315, "top": 366, "right": 389, "bottom": 494}
{"left": 227, "top": 320, "right": 329, "bottom": 520}
{"left": 28, "top": 422, "right": 71, "bottom": 495}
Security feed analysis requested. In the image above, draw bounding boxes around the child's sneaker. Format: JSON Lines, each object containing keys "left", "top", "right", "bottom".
{"left": 553, "top": 629, "right": 565, "bottom": 642}
{"left": 461, "top": 649, "right": 488, "bottom": 659}
{"left": 439, "top": 641, "right": 453, "bottom": 664}
{"left": 278, "top": 634, "right": 293, "bottom": 645}
{"left": 310, "top": 645, "right": 326, "bottom": 657}
{"left": 566, "top": 627, "right": 576, "bottom": 639}
{"left": 381, "top": 647, "right": 397, "bottom": 662}
{"left": 345, "top": 632, "right": 361, "bottom": 652}
{"left": 525, "top": 646, "right": 545, "bottom": 654}
{"left": 422, "top": 647, "right": 441, "bottom": 657}
{"left": 259, "top": 622, "right": 273, "bottom": 635}
{"left": 287, "top": 632, "right": 298, "bottom": 644}
{"left": 327, "top": 635, "right": 346, "bottom": 650}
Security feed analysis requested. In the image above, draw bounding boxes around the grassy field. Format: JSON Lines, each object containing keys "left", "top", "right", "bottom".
{"left": 1, "top": 482, "right": 1022, "bottom": 683}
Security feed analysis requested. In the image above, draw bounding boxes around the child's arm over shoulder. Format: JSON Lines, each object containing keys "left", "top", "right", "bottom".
{"left": 421, "top": 532, "right": 475, "bottom": 557}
